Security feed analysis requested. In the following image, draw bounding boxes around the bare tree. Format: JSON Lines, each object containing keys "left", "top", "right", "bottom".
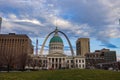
{"left": 18, "top": 53, "right": 28, "bottom": 71}
{"left": 0, "top": 46, "right": 17, "bottom": 72}
{"left": 26, "top": 56, "right": 39, "bottom": 70}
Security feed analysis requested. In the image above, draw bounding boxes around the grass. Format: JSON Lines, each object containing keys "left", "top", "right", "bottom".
{"left": 0, "top": 69, "right": 120, "bottom": 80}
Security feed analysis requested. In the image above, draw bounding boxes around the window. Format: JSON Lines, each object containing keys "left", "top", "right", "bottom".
{"left": 83, "top": 64, "right": 84, "bottom": 68}
{"left": 76, "top": 60, "right": 78, "bottom": 63}
{"left": 79, "top": 64, "right": 81, "bottom": 68}
{"left": 76, "top": 64, "right": 78, "bottom": 68}
{"left": 71, "top": 60, "right": 73, "bottom": 63}
{"left": 59, "top": 58, "right": 61, "bottom": 62}
{"left": 79, "top": 60, "right": 81, "bottom": 63}
{"left": 67, "top": 60, "right": 69, "bottom": 63}
{"left": 82, "top": 60, "right": 84, "bottom": 63}
{"left": 52, "top": 58, "right": 54, "bottom": 62}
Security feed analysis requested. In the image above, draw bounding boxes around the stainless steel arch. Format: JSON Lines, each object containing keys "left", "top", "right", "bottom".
{"left": 58, "top": 31, "right": 74, "bottom": 56}
{"left": 40, "top": 31, "right": 55, "bottom": 55}
{"left": 40, "top": 29, "right": 74, "bottom": 56}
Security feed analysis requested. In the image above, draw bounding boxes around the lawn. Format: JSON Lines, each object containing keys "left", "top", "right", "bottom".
{"left": 0, "top": 69, "right": 120, "bottom": 80}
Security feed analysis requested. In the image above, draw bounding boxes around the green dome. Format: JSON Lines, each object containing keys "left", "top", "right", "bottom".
{"left": 50, "top": 36, "right": 63, "bottom": 43}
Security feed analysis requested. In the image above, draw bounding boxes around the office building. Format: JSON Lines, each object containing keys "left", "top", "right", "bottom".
{"left": 0, "top": 33, "right": 33, "bottom": 70}
{"left": 76, "top": 38, "right": 90, "bottom": 56}
{"left": 85, "top": 48, "right": 116, "bottom": 69}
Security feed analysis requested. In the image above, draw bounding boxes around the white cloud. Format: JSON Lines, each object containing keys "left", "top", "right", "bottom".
{"left": 99, "top": 0, "right": 120, "bottom": 23}
{"left": 0, "top": 0, "right": 120, "bottom": 56}
{"left": 107, "top": 25, "right": 120, "bottom": 38}
{"left": 3, "top": 13, "right": 43, "bottom": 26}
{"left": 9, "top": 14, "right": 17, "bottom": 19}
{"left": 0, "top": 0, "right": 120, "bottom": 39}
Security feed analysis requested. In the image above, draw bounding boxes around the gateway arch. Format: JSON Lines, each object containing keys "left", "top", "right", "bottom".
{"left": 40, "top": 27, "right": 74, "bottom": 56}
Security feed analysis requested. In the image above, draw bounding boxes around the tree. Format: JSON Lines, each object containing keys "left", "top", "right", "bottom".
{"left": 26, "top": 56, "right": 40, "bottom": 70}
{"left": 0, "top": 46, "right": 17, "bottom": 72}
{"left": 18, "top": 53, "right": 28, "bottom": 71}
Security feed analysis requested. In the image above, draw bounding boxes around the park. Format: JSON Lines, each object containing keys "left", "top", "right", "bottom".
{"left": 0, "top": 69, "right": 120, "bottom": 80}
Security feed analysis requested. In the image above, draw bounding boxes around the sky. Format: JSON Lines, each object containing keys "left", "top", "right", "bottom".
{"left": 0, "top": 0, "right": 120, "bottom": 60}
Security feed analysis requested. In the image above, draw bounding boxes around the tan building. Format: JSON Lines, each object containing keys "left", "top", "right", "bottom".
{"left": 0, "top": 33, "right": 33, "bottom": 70}
{"left": 76, "top": 38, "right": 90, "bottom": 56}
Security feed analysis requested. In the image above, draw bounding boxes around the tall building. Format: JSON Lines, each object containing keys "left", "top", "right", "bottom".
{"left": 0, "top": 33, "right": 33, "bottom": 70}
{"left": 76, "top": 38, "right": 90, "bottom": 56}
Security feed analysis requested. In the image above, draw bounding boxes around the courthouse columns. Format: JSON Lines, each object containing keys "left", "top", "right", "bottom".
{"left": 58, "top": 58, "right": 59, "bottom": 69}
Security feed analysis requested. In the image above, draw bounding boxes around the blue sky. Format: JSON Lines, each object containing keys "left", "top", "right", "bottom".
{"left": 0, "top": 0, "right": 120, "bottom": 60}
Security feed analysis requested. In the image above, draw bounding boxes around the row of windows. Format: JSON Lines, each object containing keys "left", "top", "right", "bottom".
{"left": 67, "top": 60, "right": 84, "bottom": 63}
{"left": 86, "top": 54, "right": 104, "bottom": 58}
{"left": 38, "top": 60, "right": 84, "bottom": 64}
{"left": 76, "top": 64, "right": 85, "bottom": 68}
{"left": 0, "top": 39, "right": 28, "bottom": 42}
{"left": 50, "top": 47, "right": 63, "bottom": 49}
{"left": 75, "top": 60, "right": 84, "bottom": 63}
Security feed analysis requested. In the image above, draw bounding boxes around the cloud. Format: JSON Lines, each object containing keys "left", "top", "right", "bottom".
{"left": 1, "top": 0, "right": 120, "bottom": 38}
{"left": 100, "top": 43, "right": 118, "bottom": 48}
{"left": 5, "top": 14, "right": 43, "bottom": 26}
{"left": 0, "top": 0, "right": 120, "bottom": 55}
{"left": 106, "top": 25, "right": 120, "bottom": 38}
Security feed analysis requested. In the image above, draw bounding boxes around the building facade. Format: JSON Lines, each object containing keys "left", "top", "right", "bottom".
{"left": 85, "top": 48, "right": 116, "bottom": 69}
{"left": 76, "top": 38, "right": 90, "bottom": 56}
{"left": 0, "top": 33, "right": 33, "bottom": 70}
{"left": 97, "top": 61, "right": 120, "bottom": 70}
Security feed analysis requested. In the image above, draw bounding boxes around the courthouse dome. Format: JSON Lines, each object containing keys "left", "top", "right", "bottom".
{"left": 49, "top": 27, "right": 64, "bottom": 54}
{"left": 50, "top": 27, "right": 63, "bottom": 43}
{"left": 50, "top": 35, "right": 63, "bottom": 43}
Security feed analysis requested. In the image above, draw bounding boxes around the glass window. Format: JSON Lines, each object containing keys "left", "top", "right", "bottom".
{"left": 71, "top": 60, "right": 73, "bottom": 63}
{"left": 79, "top": 60, "right": 81, "bottom": 63}
{"left": 82, "top": 60, "right": 84, "bottom": 63}
{"left": 83, "top": 64, "right": 84, "bottom": 68}
{"left": 79, "top": 64, "right": 81, "bottom": 68}
{"left": 76, "top": 60, "right": 78, "bottom": 63}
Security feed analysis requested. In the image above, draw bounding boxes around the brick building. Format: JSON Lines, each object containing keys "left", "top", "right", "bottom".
{"left": 0, "top": 33, "right": 33, "bottom": 70}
